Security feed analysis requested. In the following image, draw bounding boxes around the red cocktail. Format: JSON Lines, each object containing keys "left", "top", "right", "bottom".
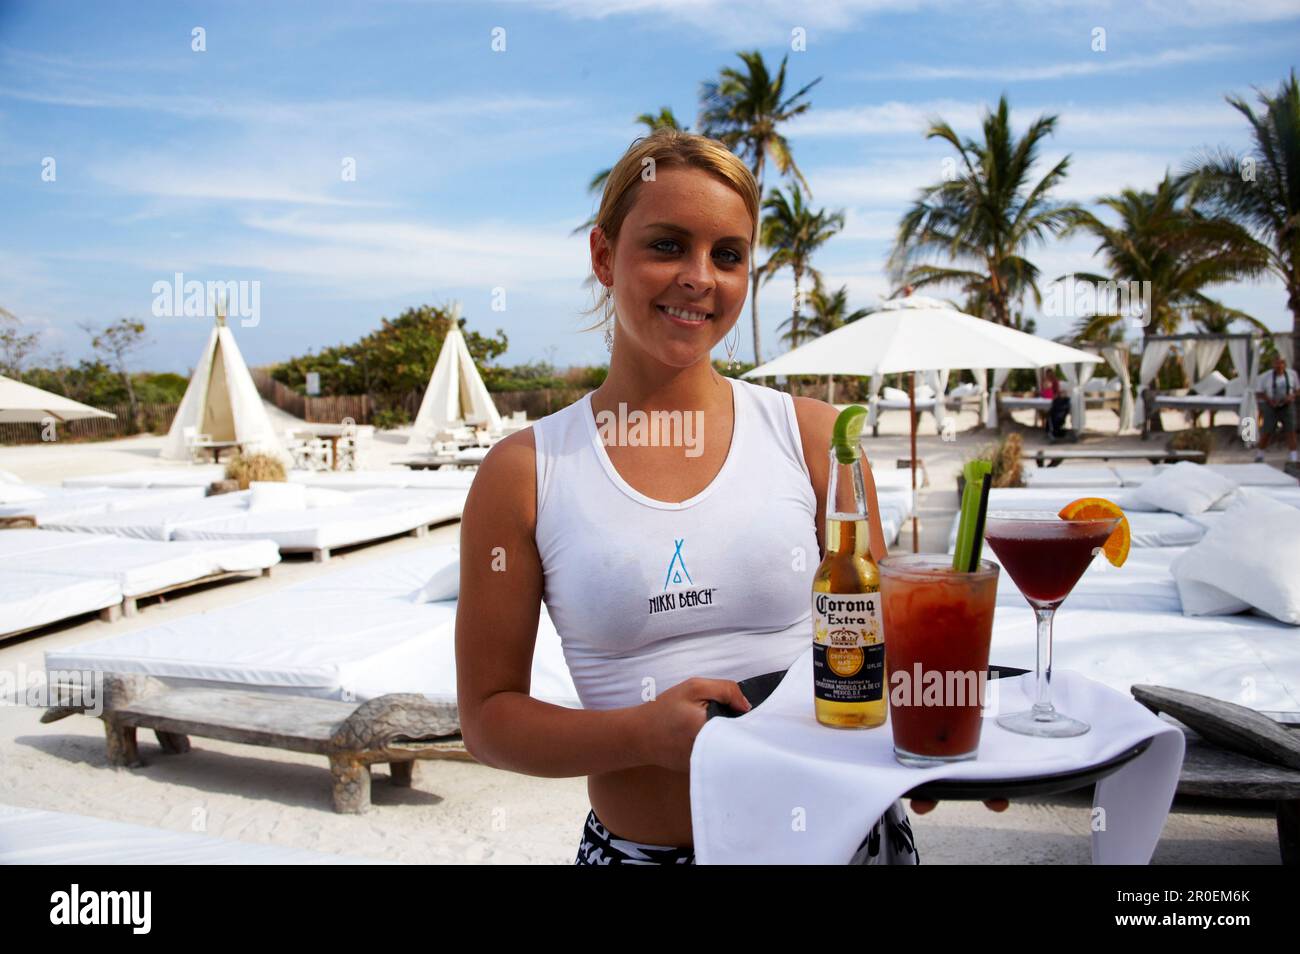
{"left": 983, "top": 510, "right": 1123, "bottom": 738}
{"left": 879, "top": 554, "right": 1000, "bottom": 765}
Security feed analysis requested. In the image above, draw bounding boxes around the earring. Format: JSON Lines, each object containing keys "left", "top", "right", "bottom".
{"left": 725, "top": 324, "right": 739, "bottom": 369}
{"left": 603, "top": 294, "right": 615, "bottom": 353}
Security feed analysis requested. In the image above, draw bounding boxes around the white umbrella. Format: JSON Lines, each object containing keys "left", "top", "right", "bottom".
{"left": 744, "top": 295, "right": 1103, "bottom": 550}
{"left": 0, "top": 374, "right": 116, "bottom": 424}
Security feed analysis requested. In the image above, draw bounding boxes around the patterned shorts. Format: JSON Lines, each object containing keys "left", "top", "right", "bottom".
{"left": 573, "top": 801, "right": 919, "bottom": 865}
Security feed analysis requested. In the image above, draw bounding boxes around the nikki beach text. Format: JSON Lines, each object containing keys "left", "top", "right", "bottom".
{"left": 50, "top": 884, "right": 151, "bottom": 934}
{"left": 594, "top": 403, "right": 704, "bottom": 458}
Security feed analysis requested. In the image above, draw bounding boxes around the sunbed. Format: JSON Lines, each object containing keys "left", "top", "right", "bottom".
{"left": 0, "top": 485, "right": 206, "bottom": 523}
{"left": 0, "top": 803, "right": 390, "bottom": 864}
{"left": 45, "top": 544, "right": 580, "bottom": 709}
{"left": 61, "top": 467, "right": 226, "bottom": 490}
{"left": 0, "top": 571, "right": 122, "bottom": 637}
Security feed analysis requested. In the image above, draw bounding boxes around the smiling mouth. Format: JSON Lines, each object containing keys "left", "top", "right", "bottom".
{"left": 657, "top": 304, "right": 713, "bottom": 322}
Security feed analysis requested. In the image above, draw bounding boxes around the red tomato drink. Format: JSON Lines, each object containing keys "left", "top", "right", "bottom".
{"left": 879, "top": 554, "right": 1000, "bottom": 765}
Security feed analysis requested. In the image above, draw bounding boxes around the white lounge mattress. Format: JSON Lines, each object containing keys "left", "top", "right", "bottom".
{"left": 45, "top": 545, "right": 579, "bottom": 708}
{"left": 1, "top": 537, "right": 279, "bottom": 597}
{"left": 62, "top": 467, "right": 226, "bottom": 489}
{"left": 170, "top": 488, "right": 466, "bottom": 552}
{"left": 46, "top": 493, "right": 251, "bottom": 541}
{"left": 1022, "top": 467, "right": 1122, "bottom": 489}
{"left": 289, "top": 470, "right": 479, "bottom": 491}
{"left": 1120, "top": 462, "right": 1296, "bottom": 488}
{"left": 0, "top": 571, "right": 122, "bottom": 636}
{"left": 0, "top": 804, "right": 388, "bottom": 864}
{"left": 0, "top": 529, "right": 117, "bottom": 558}
{"left": 0, "top": 485, "right": 205, "bottom": 522}
{"left": 990, "top": 607, "right": 1300, "bottom": 714}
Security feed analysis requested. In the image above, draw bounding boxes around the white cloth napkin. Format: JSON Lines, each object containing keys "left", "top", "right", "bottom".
{"left": 690, "top": 646, "right": 1185, "bottom": 864}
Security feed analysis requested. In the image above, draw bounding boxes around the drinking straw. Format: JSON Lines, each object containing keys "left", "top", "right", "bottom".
{"left": 966, "top": 470, "right": 992, "bottom": 573}
{"left": 951, "top": 459, "right": 992, "bottom": 572}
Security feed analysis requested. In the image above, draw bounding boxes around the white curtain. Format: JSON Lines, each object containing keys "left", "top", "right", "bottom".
{"left": 1133, "top": 340, "right": 1173, "bottom": 424}
{"left": 1276, "top": 334, "right": 1295, "bottom": 369}
{"left": 984, "top": 368, "right": 1011, "bottom": 429}
{"left": 925, "top": 368, "right": 951, "bottom": 430}
{"left": 1102, "top": 344, "right": 1133, "bottom": 432}
{"left": 970, "top": 367, "right": 988, "bottom": 423}
{"left": 1192, "top": 339, "right": 1227, "bottom": 381}
{"left": 865, "top": 373, "right": 885, "bottom": 430}
{"left": 1229, "top": 337, "right": 1258, "bottom": 425}
{"left": 1061, "top": 361, "right": 1095, "bottom": 435}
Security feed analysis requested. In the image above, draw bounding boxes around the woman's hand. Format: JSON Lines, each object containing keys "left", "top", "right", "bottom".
{"left": 909, "top": 798, "right": 1009, "bottom": 814}
{"left": 635, "top": 677, "right": 752, "bottom": 773}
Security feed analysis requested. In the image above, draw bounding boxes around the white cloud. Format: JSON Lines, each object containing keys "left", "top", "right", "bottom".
{"left": 851, "top": 44, "right": 1239, "bottom": 82}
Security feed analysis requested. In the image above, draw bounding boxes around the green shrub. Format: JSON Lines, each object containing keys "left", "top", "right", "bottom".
{"left": 1167, "top": 427, "right": 1213, "bottom": 460}
{"left": 371, "top": 408, "right": 411, "bottom": 430}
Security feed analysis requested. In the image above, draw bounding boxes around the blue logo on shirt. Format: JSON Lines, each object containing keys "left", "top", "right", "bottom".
{"left": 663, "top": 538, "right": 693, "bottom": 590}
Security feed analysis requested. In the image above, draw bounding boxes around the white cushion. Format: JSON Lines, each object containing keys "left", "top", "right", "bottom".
{"left": 1128, "top": 461, "right": 1237, "bottom": 516}
{"left": 410, "top": 548, "right": 460, "bottom": 602}
{"left": 0, "top": 484, "right": 46, "bottom": 504}
{"left": 1191, "top": 370, "right": 1229, "bottom": 396}
{"left": 948, "top": 382, "right": 978, "bottom": 397}
{"left": 304, "top": 487, "right": 351, "bottom": 509}
{"left": 247, "top": 481, "right": 307, "bottom": 513}
{"left": 881, "top": 386, "right": 908, "bottom": 401}
{"left": 1224, "top": 376, "right": 1246, "bottom": 397}
{"left": 1171, "top": 495, "right": 1300, "bottom": 624}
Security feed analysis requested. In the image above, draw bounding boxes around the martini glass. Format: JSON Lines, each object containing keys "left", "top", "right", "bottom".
{"left": 982, "top": 510, "right": 1122, "bottom": 738}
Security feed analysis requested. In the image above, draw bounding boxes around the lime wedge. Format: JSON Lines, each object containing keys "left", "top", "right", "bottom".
{"left": 831, "top": 405, "right": 868, "bottom": 464}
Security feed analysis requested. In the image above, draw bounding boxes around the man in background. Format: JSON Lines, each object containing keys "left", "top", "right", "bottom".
{"left": 1254, "top": 353, "right": 1298, "bottom": 464}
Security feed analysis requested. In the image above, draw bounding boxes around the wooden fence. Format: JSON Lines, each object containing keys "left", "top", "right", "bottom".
{"left": 0, "top": 401, "right": 179, "bottom": 445}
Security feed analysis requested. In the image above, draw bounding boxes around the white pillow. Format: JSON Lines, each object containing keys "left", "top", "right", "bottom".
{"left": 0, "top": 484, "right": 46, "bottom": 504}
{"left": 247, "top": 481, "right": 307, "bottom": 513}
{"left": 410, "top": 548, "right": 460, "bottom": 602}
{"left": 1171, "top": 495, "right": 1300, "bottom": 624}
{"left": 1129, "top": 461, "right": 1236, "bottom": 516}
{"left": 949, "top": 382, "right": 978, "bottom": 397}
{"left": 304, "top": 487, "right": 351, "bottom": 509}
{"left": 1191, "top": 370, "right": 1228, "bottom": 396}
{"left": 1224, "top": 376, "right": 1245, "bottom": 397}
{"left": 881, "top": 386, "right": 908, "bottom": 401}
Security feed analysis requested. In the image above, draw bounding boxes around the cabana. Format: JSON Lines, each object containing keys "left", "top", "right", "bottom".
{"left": 406, "top": 302, "right": 503, "bottom": 453}
{"left": 1134, "top": 331, "right": 1265, "bottom": 438}
{"left": 160, "top": 311, "right": 286, "bottom": 462}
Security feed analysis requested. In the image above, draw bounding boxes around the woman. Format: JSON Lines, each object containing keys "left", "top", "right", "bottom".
{"left": 456, "top": 129, "right": 1006, "bottom": 865}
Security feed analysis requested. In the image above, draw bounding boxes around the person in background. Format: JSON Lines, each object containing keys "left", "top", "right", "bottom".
{"left": 1040, "top": 368, "right": 1073, "bottom": 442}
{"left": 1254, "top": 353, "right": 1298, "bottom": 464}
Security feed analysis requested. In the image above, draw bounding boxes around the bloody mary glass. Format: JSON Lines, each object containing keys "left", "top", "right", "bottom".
{"left": 983, "top": 510, "right": 1121, "bottom": 738}
{"left": 879, "top": 554, "right": 1000, "bottom": 767}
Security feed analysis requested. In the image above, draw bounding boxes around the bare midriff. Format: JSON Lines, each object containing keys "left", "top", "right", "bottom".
{"left": 588, "top": 765, "right": 694, "bottom": 847}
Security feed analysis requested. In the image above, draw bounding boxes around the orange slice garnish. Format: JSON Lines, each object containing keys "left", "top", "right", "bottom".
{"left": 1058, "top": 497, "right": 1130, "bottom": 568}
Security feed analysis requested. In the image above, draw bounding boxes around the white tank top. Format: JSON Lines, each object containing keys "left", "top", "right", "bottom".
{"left": 533, "top": 376, "right": 819, "bottom": 711}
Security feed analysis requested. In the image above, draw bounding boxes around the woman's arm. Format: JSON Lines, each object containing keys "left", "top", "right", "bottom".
{"left": 793, "top": 396, "right": 888, "bottom": 562}
{"left": 455, "top": 430, "right": 649, "bottom": 776}
{"left": 455, "top": 429, "right": 748, "bottom": 777}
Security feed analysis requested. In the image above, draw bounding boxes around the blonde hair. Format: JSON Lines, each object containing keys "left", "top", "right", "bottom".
{"left": 579, "top": 128, "right": 759, "bottom": 334}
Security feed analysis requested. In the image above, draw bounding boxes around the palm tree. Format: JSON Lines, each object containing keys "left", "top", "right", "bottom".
{"left": 699, "top": 51, "right": 822, "bottom": 364}
{"left": 1182, "top": 70, "right": 1300, "bottom": 356}
{"left": 1061, "top": 174, "right": 1269, "bottom": 343}
{"left": 788, "top": 278, "right": 871, "bottom": 403}
{"left": 759, "top": 183, "right": 845, "bottom": 349}
{"left": 888, "top": 96, "right": 1087, "bottom": 326}
{"left": 572, "top": 108, "right": 687, "bottom": 237}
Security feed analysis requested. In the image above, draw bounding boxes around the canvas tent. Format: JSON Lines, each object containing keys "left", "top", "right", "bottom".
{"left": 406, "top": 305, "right": 502, "bottom": 450}
{"left": 160, "top": 313, "right": 285, "bottom": 461}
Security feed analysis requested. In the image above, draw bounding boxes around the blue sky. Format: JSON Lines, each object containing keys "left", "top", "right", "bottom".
{"left": 2, "top": 0, "right": 1298, "bottom": 376}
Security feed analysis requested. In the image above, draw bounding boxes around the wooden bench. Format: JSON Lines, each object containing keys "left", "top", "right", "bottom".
{"left": 1025, "top": 448, "right": 1206, "bottom": 468}
{"left": 1132, "top": 685, "right": 1300, "bottom": 865}
{"left": 42, "top": 673, "right": 467, "bottom": 814}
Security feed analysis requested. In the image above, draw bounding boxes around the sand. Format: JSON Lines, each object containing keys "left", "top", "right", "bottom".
{"left": 0, "top": 401, "right": 1285, "bottom": 863}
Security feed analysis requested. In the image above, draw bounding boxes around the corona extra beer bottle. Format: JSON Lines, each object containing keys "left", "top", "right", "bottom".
{"left": 812, "top": 406, "right": 886, "bottom": 728}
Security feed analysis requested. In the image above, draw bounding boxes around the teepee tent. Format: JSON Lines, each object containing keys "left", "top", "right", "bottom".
{"left": 161, "top": 311, "right": 285, "bottom": 461}
{"left": 406, "top": 304, "right": 502, "bottom": 450}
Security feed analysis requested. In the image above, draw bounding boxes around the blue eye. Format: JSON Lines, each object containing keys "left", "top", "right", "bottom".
{"left": 653, "top": 239, "right": 743, "bottom": 264}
